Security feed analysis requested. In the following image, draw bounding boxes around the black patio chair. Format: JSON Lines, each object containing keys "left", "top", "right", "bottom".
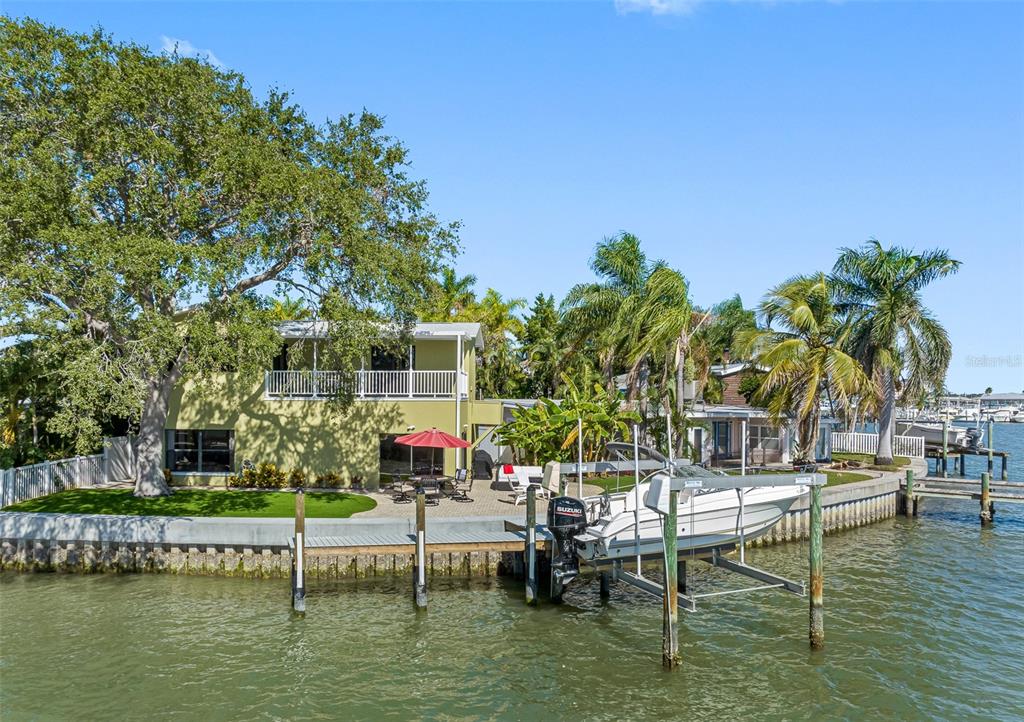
{"left": 390, "top": 473, "right": 413, "bottom": 504}
{"left": 450, "top": 468, "right": 473, "bottom": 502}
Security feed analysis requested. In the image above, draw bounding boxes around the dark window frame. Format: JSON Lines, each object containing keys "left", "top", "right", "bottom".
{"left": 165, "top": 429, "right": 235, "bottom": 474}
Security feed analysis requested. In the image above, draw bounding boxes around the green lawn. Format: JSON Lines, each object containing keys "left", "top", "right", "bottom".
{"left": 586, "top": 475, "right": 637, "bottom": 494}
{"left": 2, "top": 488, "right": 377, "bottom": 518}
{"left": 724, "top": 468, "right": 872, "bottom": 485}
{"left": 832, "top": 452, "right": 910, "bottom": 472}
{"left": 588, "top": 467, "right": 872, "bottom": 493}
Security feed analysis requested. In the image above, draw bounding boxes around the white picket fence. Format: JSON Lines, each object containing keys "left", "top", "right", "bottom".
{"left": 0, "top": 436, "right": 134, "bottom": 508}
{"left": 831, "top": 431, "right": 925, "bottom": 459}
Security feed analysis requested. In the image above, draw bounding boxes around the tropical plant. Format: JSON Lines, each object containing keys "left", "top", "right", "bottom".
{"left": 0, "top": 20, "right": 455, "bottom": 495}
{"left": 561, "top": 232, "right": 651, "bottom": 392}
{"left": 419, "top": 268, "right": 478, "bottom": 321}
{"left": 624, "top": 265, "right": 695, "bottom": 445}
{"left": 521, "top": 294, "right": 561, "bottom": 398}
{"left": 269, "top": 297, "right": 312, "bottom": 322}
{"left": 496, "top": 373, "right": 640, "bottom": 465}
{"left": 831, "top": 241, "right": 960, "bottom": 465}
{"left": 736, "top": 274, "right": 869, "bottom": 464}
{"left": 468, "top": 289, "right": 527, "bottom": 397}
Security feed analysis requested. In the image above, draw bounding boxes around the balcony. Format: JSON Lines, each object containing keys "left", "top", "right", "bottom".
{"left": 264, "top": 369, "right": 465, "bottom": 400}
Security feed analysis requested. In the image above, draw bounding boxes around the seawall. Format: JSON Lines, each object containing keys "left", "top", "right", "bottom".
{"left": 0, "top": 466, "right": 920, "bottom": 577}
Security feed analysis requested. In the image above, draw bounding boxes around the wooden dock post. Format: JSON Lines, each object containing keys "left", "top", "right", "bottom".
{"left": 987, "top": 418, "right": 994, "bottom": 477}
{"left": 980, "top": 472, "right": 993, "bottom": 526}
{"left": 960, "top": 453, "right": 966, "bottom": 477}
{"left": 677, "top": 559, "right": 687, "bottom": 594}
{"left": 599, "top": 571, "right": 611, "bottom": 599}
{"left": 414, "top": 488, "right": 427, "bottom": 609}
{"left": 662, "top": 489, "right": 680, "bottom": 669}
{"left": 903, "top": 469, "right": 915, "bottom": 518}
{"left": 525, "top": 484, "right": 538, "bottom": 605}
{"left": 808, "top": 484, "right": 824, "bottom": 650}
{"left": 1001, "top": 454, "right": 1008, "bottom": 482}
{"left": 941, "top": 420, "right": 949, "bottom": 478}
{"left": 292, "top": 489, "right": 305, "bottom": 613}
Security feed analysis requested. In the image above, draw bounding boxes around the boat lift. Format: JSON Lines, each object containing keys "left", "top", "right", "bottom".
{"left": 588, "top": 469, "right": 828, "bottom": 668}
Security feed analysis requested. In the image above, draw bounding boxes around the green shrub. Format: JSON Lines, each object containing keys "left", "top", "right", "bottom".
{"left": 288, "top": 469, "right": 306, "bottom": 489}
{"left": 315, "top": 471, "right": 344, "bottom": 488}
{"left": 230, "top": 463, "right": 287, "bottom": 489}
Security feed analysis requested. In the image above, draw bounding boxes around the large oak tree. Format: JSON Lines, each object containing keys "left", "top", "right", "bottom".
{"left": 0, "top": 19, "right": 457, "bottom": 495}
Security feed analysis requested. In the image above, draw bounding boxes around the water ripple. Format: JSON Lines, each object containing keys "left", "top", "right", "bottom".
{"left": 2, "top": 502, "right": 1022, "bottom": 721}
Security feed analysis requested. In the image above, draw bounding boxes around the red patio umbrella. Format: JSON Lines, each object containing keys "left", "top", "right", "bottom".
{"left": 395, "top": 427, "right": 470, "bottom": 476}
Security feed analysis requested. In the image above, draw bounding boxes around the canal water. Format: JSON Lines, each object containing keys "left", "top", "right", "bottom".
{"left": 2, "top": 496, "right": 1022, "bottom": 722}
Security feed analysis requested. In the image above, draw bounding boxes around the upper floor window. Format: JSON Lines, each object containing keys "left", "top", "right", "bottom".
{"left": 371, "top": 345, "right": 414, "bottom": 371}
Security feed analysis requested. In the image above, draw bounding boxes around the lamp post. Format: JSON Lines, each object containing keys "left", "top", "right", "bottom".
{"left": 407, "top": 425, "right": 415, "bottom": 472}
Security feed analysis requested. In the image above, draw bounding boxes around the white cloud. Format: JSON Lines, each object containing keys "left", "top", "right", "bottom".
{"left": 614, "top": 0, "right": 704, "bottom": 15}
{"left": 160, "top": 35, "right": 223, "bottom": 68}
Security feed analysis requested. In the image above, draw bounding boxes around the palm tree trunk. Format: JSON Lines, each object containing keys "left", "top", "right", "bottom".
{"left": 875, "top": 369, "right": 896, "bottom": 466}
{"left": 602, "top": 349, "right": 615, "bottom": 393}
{"left": 674, "top": 338, "right": 688, "bottom": 458}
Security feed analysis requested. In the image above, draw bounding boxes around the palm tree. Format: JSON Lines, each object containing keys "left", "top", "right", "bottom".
{"left": 561, "top": 232, "right": 651, "bottom": 392}
{"left": 737, "top": 274, "right": 868, "bottom": 464}
{"left": 625, "top": 266, "right": 695, "bottom": 446}
{"left": 468, "top": 289, "right": 527, "bottom": 397}
{"left": 421, "top": 267, "right": 478, "bottom": 321}
{"left": 831, "top": 241, "right": 960, "bottom": 465}
{"left": 268, "top": 296, "right": 311, "bottom": 321}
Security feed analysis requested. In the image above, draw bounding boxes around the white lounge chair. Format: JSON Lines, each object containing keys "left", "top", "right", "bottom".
{"left": 509, "top": 462, "right": 560, "bottom": 505}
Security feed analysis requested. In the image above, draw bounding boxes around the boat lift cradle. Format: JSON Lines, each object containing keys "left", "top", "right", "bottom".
{"left": 607, "top": 469, "right": 827, "bottom": 612}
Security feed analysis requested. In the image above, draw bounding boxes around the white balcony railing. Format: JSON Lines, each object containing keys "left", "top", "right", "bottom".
{"left": 264, "top": 369, "right": 460, "bottom": 400}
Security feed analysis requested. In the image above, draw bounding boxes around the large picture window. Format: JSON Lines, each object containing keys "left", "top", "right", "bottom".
{"left": 379, "top": 433, "right": 440, "bottom": 476}
{"left": 166, "top": 430, "right": 235, "bottom": 473}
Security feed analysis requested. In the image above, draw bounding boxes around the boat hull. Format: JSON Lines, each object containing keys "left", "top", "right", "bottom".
{"left": 574, "top": 485, "right": 803, "bottom": 562}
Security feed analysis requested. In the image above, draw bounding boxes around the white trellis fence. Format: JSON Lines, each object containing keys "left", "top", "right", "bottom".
{"left": 831, "top": 432, "right": 925, "bottom": 459}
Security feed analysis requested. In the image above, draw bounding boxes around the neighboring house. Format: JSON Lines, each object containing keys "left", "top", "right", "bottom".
{"left": 164, "top": 321, "right": 506, "bottom": 487}
{"left": 687, "top": 360, "right": 794, "bottom": 467}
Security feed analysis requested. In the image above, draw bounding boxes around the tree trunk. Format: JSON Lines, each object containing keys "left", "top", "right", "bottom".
{"left": 875, "top": 369, "right": 896, "bottom": 466}
{"left": 602, "top": 350, "right": 615, "bottom": 393}
{"left": 134, "top": 366, "right": 181, "bottom": 497}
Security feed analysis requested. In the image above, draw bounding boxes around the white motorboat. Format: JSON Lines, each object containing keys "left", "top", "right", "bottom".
{"left": 896, "top": 421, "right": 968, "bottom": 447}
{"left": 573, "top": 474, "right": 805, "bottom": 562}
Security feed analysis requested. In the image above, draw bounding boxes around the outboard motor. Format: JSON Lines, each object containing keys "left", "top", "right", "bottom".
{"left": 966, "top": 427, "right": 984, "bottom": 451}
{"left": 546, "top": 496, "right": 588, "bottom": 589}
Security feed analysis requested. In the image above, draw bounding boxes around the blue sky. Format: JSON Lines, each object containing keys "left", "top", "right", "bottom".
{"left": 7, "top": 0, "right": 1023, "bottom": 393}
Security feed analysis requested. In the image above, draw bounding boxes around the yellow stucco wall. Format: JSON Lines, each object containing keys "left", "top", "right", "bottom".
{"left": 166, "top": 359, "right": 505, "bottom": 488}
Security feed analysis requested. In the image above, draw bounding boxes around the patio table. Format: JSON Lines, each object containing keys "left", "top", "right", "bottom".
{"left": 410, "top": 475, "right": 452, "bottom": 505}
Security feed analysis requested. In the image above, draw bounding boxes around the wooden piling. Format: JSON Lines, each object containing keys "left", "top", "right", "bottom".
{"left": 1001, "top": 454, "right": 1008, "bottom": 482}
{"left": 525, "top": 485, "right": 538, "bottom": 606}
{"left": 292, "top": 489, "right": 305, "bottom": 613}
{"left": 662, "top": 489, "right": 680, "bottom": 669}
{"left": 980, "top": 472, "right": 993, "bottom": 526}
{"left": 903, "top": 469, "right": 915, "bottom": 518}
{"left": 942, "top": 420, "right": 949, "bottom": 478}
{"left": 677, "top": 559, "right": 687, "bottom": 595}
{"left": 599, "top": 571, "right": 611, "bottom": 599}
{"left": 414, "top": 488, "right": 427, "bottom": 609}
{"left": 808, "top": 484, "right": 824, "bottom": 650}
{"left": 987, "top": 418, "right": 995, "bottom": 477}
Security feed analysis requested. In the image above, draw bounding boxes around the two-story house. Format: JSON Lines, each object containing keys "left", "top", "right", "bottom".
{"left": 164, "top": 321, "right": 506, "bottom": 487}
